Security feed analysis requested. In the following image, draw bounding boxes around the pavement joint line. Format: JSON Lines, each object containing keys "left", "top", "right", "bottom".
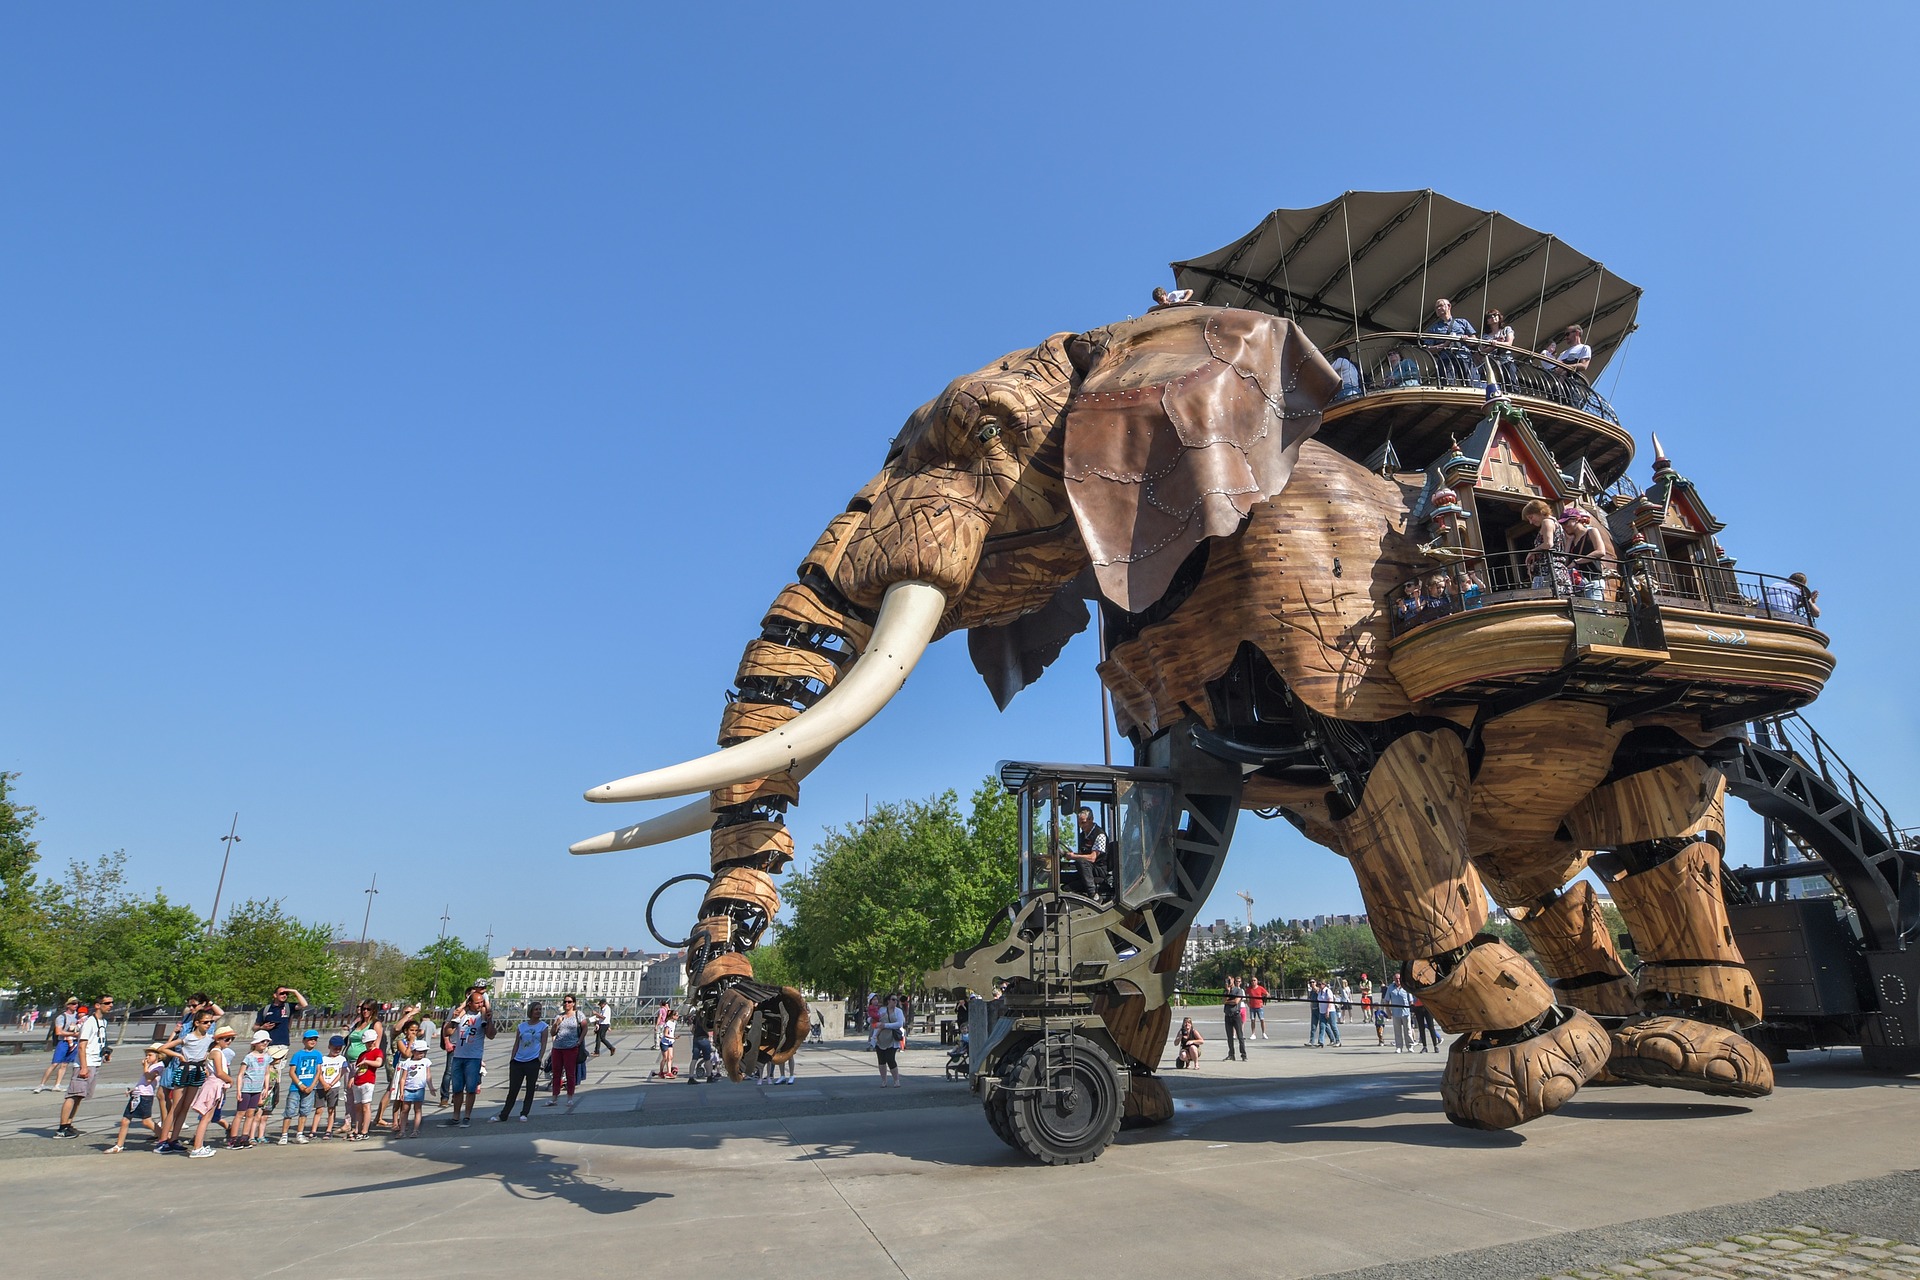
{"left": 779, "top": 1114, "right": 912, "bottom": 1280}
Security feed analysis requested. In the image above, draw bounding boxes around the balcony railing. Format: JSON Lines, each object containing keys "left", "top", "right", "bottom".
{"left": 1388, "top": 549, "right": 1821, "bottom": 636}
{"left": 1326, "top": 331, "right": 1618, "bottom": 424}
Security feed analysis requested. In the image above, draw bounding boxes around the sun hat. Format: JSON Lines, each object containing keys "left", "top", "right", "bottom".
{"left": 250, "top": 1030, "right": 271, "bottom": 1044}
{"left": 213, "top": 1025, "right": 238, "bottom": 1039}
{"left": 411, "top": 1039, "right": 429, "bottom": 1052}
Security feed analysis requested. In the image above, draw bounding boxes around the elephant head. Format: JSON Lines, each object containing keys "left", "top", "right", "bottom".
{"left": 575, "top": 302, "right": 1340, "bottom": 834}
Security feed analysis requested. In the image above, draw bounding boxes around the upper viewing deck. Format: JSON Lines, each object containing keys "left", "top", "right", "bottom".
{"left": 1320, "top": 330, "right": 1632, "bottom": 482}
{"left": 1174, "top": 191, "right": 1641, "bottom": 483}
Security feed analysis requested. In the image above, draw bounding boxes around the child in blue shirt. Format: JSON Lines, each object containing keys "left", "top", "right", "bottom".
{"left": 278, "top": 1028, "right": 324, "bottom": 1144}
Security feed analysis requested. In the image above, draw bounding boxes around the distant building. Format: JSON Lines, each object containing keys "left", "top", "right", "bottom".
{"left": 499, "top": 946, "right": 681, "bottom": 1005}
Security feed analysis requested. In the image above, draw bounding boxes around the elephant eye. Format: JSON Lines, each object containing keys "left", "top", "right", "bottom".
{"left": 975, "top": 418, "right": 1002, "bottom": 444}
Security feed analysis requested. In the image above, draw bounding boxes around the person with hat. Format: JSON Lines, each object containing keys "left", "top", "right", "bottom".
{"left": 277, "top": 1028, "right": 324, "bottom": 1145}
{"left": 233, "top": 1030, "right": 274, "bottom": 1149}
{"left": 36, "top": 997, "right": 82, "bottom": 1095}
{"left": 185, "top": 1025, "right": 238, "bottom": 1157}
{"left": 106, "top": 1042, "right": 173, "bottom": 1152}
{"left": 313, "top": 1035, "right": 348, "bottom": 1139}
{"left": 53, "top": 994, "right": 113, "bottom": 1138}
{"left": 253, "top": 985, "right": 308, "bottom": 1050}
{"left": 441, "top": 982, "right": 495, "bottom": 1128}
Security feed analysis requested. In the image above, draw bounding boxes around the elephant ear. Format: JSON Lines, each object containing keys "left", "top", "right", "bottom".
{"left": 966, "top": 574, "right": 1094, "bottom": 711}
{"left": 1063, "top": 306, "right": 1338, "bottom": 613}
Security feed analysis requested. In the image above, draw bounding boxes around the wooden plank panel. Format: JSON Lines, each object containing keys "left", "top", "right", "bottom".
{"left": 734, "top": 640, "right": 842, "bottom": 689}
{"left": 1333, "top": 730, "right": 1486, "bottom": 959}
{"left": 1565, "top": 758, "right": 1721, "bottom": 849}
{"left": 1470, "top": 702, "right": 1627, "bottom": 852}
{"left": 1100, "top": 441, "right": 1423, "bottom": 733}
{"left": 1388, "top": 603, "right": 1575, "bottom": 703}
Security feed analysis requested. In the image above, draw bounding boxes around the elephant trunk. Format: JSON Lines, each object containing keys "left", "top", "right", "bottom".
{"left": 683, "top": 565, "right": 877, "bottom": 994}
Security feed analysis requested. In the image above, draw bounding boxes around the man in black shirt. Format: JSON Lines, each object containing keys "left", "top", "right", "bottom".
{"left": 1066, "top": 806, "right": 1109, "bottom": 900}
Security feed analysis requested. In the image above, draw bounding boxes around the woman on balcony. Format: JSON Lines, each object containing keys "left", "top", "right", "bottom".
{"left": 1523, "top": 499, "right": 1573, "bottom": 594}
{"left": 1564, "top": 508, "right": 1611, "bottom": 602}
{"left": 1481, "top": 309, "right": 1519, "bottom": 388}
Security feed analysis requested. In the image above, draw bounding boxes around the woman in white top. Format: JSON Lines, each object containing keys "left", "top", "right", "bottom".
{"left": 495, "top": 1001, "right": 550, "bottom": 1122}
{"left": 871, "top": 995, "right": 907, "bottom": 1087}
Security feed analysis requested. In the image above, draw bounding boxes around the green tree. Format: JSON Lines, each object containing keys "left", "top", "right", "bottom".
{"left": 778, "top": 776, "right": 1021, "bottom": 998}
{"left": 0, "top": 774, "right": 52, "bottom": 991}
{"left": 335, "top": 940, "right": 410, "bottom": 1009}
{"left": 87, "top": 895, "right": 211, "bottom": 1006}
{"left": 207, "top": 898, "right": 340, "bottom": 1007}
{"left": 402, "top": 936, "right": 492, "bottom": 1007}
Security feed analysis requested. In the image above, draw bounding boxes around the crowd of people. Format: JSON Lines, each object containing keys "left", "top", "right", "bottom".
{"left": 33, "top": 981, "right": 671, "bottom": 1154}
{"left": 1173, "top": 974, "right": 1442, "bottom": 1065}
{"left": 1326, "top": 300, "right": 1603, "bottom": 411}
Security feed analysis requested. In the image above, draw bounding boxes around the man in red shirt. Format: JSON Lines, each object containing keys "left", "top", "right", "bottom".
{"left": 1247, "top": 978, "right": 1269, "bottom": 1040}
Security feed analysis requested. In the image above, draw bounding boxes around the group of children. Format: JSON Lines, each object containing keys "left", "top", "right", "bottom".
{"left": 108, "top": 995, "right": 444, "bottom": 1157}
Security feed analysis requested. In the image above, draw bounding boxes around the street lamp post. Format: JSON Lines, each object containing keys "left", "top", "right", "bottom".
{"left": 346, "top": 873, "right": 379, "bottom": 1014}
{"left": 207, "top": 814, "right": 241, "bottom": 927}
{"left": 431, "top": 905, "right": 451, "bottom": 1012}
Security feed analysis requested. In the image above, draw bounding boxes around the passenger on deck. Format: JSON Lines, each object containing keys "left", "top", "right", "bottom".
{"left": 1546, "top": 324, "right": 1593, "bottom": 373}
{"left": 1459, "top": 563, "right": 1487, "bottom": 609}
{"left": 1327, "top": 345, "right": 1363, "bottom": 400}
{"left": 1563, "top": 507, "right": 1609, "bottom": 601}
{"left": 1418, "top": 574, "right": 1455, "bottom": 622}
{"left": 1482, "top": 309, "right": 1518, "bottom": 386}
{"left": 1393, "top": 580, "right": 1423, "bottom": 630}
{"left": 1523, "top": 498, "right": 1572, "bottom": 593}
{"left": 1769, "top": 572, "right": 1821, "bottom": 622}
{"left": 1422, "top": 298, "right": 1478, "bottom": 385}
{"left": 1386, "top": 345, "right": 1421, "bottom": 386}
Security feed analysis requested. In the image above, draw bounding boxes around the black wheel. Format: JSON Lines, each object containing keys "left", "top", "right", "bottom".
{"left": 983, "top": 1090, "right": 1020, "bottom": 1150}
{"left": 1003, "top": 1035, "right": 1124, "bottom": 1166}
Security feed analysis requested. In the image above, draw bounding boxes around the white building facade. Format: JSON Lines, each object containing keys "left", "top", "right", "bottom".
{"left": 499, "top": 947, "right": 682, "bottom": 1005}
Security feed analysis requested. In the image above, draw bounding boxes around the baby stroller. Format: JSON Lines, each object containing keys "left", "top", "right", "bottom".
{"left": 944, "top": 1033, "right": 970, "bottom": 1082}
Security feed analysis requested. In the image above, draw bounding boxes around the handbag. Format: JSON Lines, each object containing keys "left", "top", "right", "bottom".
{"left": 180, "top": 1061, "right": 209, "bottom": 1089}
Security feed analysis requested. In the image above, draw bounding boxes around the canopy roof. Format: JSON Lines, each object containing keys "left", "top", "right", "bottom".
{"left": 1172, "top": 191, "right": 1641, "bottom": 378}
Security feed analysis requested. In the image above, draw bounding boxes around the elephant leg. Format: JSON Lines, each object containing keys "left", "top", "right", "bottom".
{"left": 1574, "top": 770, "right": 1771, "bottom": 1098}
{"left": 690, "top": 574, "right": 872, "bottom": 1080}
{"left": 1093, "top": 929, "right": 1191, "bottom": 1130}
{"left": 1336, "top": 732, "right": 1608, "bottom": 1131}
{"left": 1508, "top": 880, "right": 1639, "bottom": 1021}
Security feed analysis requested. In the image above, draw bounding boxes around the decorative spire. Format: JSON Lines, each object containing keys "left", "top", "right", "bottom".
{"left": 1650, "top": 432, "right": 1674, "bottom": 479}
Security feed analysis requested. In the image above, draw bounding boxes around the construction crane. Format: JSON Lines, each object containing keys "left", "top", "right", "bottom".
{"left": 1236, "top": 890, "right": 1255, "bottom": 936}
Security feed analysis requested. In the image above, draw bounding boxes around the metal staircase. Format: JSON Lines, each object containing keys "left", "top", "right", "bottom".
{"left": 1721, "top": 712, "right": 1919, "bottom": 1071}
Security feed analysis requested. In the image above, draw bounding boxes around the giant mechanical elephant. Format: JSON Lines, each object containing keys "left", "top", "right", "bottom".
{"left": 574, "top": 297, "right": 1772, "bottom": 1131}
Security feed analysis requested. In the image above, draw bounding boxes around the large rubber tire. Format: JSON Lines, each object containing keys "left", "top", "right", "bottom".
{"left": 983, "top": 1090, "right": 1020, "bottom": 1150}
{"left": 1003, "top": 1036, "right": 1125, "bottom": 1166}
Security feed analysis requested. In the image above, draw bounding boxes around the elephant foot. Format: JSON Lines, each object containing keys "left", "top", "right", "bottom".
{"left": 1119, "top": 1074, "right": 1173, "bottom": 1130}
{"left": 1441, "top": 1007, "right": 1610, "bottom": 1130}
{"left": 714, "top": 982, "right": 811, "bottom": 1082}
{"left": 1608, "top": 1014, "right": 1773, "bottom": 1098}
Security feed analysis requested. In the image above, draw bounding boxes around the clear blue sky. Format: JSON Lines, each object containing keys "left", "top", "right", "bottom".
{"left": 5, "top": 5, "right": 1915, "bottom": 956}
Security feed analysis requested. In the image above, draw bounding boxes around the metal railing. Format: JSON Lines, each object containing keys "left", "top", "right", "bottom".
{"left": 1751, "top": 713, "right": 1902, "bottom": 848}
{"left": 1325, "top": 331, "right": 1618, "bottom": 423}
{"left": 1388, "top": 549, "right": 1822, "bottom": 635}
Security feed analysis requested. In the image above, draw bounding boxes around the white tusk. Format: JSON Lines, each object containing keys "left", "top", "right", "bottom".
{"left": 568, "top": 752, "right": 831, "bottom": 855}
{"left": 583, "top": 580, "right": 946, "bottom": 805}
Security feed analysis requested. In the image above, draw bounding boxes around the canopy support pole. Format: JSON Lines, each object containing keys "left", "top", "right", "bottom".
{"left": 1417, "top": 190, "right": 1434, "bottom": 326}
{"left": 1482, "top": 215, "right": 1496, "bottom": 329}
{"left": 1341, "top": 198, "right": 1362, "bottom": 351}
{"left": 1531, "top": 237, "right": 1555, "bottom": 350}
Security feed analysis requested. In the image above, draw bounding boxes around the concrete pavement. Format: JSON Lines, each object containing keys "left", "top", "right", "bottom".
{"left": 0, "top": 1009, "right": 1913, "bottom": 1278}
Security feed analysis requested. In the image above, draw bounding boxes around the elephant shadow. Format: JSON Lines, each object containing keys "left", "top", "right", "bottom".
{"left": 304, "top": 1131, "right": 677, "bottom": 1216}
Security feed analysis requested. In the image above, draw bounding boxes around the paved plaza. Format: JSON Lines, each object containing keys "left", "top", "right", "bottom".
{"left": 1, "top": 1009, "right": 1914, "bottom": 1278}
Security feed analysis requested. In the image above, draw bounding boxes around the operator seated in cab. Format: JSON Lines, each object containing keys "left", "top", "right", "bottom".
{"left": 1065, "top": 805, "right": 1112, "bottom": 901}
